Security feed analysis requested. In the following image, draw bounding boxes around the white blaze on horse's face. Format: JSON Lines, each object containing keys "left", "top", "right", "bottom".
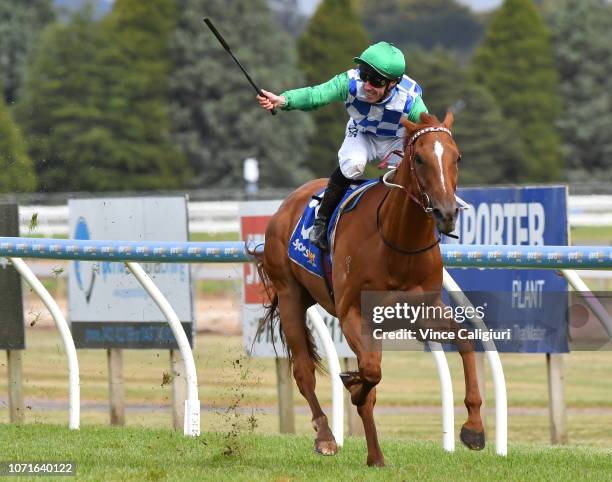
{"left": 418, "top": 133, "right": 459, "bottom": 235}
{"left": 434, "top": 141, "right": 446, "bottom": 194}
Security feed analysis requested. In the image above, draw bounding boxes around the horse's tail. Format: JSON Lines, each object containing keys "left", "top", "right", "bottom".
{"left": 246, "top": 243, "right": 323, "bottom": 372}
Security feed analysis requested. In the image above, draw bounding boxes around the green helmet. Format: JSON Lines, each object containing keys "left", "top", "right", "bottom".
{"left": 354, "top": 42, "right": 405, "bottom": 80}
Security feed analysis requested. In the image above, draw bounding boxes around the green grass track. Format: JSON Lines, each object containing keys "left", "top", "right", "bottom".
{"left": 2, "top": 424, "right": 611, "bottom": 481}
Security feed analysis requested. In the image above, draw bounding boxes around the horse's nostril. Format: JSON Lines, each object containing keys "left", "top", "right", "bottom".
{"left": 432, "top": 208, "right": 443, "bottom": 220}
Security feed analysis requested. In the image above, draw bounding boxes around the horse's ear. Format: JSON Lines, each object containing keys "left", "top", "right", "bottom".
{"left": 443, "top": 110, "right": 454, "bottom": 130}
{"left": 400, "top": 116, "right": 418, "bottom": 134}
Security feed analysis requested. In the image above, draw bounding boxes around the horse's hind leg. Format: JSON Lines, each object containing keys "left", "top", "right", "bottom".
{"left": 277, "top": 286, "right": 337, "bottom": 455}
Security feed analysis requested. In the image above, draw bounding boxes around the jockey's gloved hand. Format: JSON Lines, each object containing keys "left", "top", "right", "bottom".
{"left": 257, "top": 89, "right": 286, "bottom": 111}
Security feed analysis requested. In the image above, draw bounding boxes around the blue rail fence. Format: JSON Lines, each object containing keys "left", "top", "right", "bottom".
{"left": 0, "top": 237, "right": 611, "bottom": 269}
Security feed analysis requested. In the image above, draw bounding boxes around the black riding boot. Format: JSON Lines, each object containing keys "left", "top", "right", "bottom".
{"left": 310, "top": 167, "right": 352, "bottom": 251}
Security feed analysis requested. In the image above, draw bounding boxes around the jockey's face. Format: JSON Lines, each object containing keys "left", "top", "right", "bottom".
{"left": 360, "top": 70, "right": 398, "bottom": 103}
{"left": 363, "top": 79, "right": 397, "bottom": 103}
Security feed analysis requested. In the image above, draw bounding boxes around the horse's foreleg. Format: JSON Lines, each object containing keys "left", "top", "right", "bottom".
{"left": 458, "top": 348, "right": 485, "bottom": 450}
{"left": 420, "top": 307, "right": 486, "bottom": 450}
{"left": 277, "top": 290, "right": 337, "bottom": 455}
{"left": 339, "top": 308, "right": 382, "bottom": 405}
{"left": 446, "top": 317, "right": 485, "bottom": 450}
{"left": 357, "top": 386, "right": 384, "bottom": 467}
{"left": 339, "top": 306, "right": 384, "bottom": 466}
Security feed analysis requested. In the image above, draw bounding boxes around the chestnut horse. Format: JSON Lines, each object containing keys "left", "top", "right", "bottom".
{"left": 256, "top": 112, "right": 484, "bottom": 467}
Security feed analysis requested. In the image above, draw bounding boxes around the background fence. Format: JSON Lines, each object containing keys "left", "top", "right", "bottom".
{"left": 16, "top": 195, "right": 612, "bottom": 237}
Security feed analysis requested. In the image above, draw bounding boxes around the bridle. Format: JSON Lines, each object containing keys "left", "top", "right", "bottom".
{"left": 382, "top": 126, "right": 453, "bottom": 214}
{"left": 376, "top": 126, "right": 454, "bottom": 255}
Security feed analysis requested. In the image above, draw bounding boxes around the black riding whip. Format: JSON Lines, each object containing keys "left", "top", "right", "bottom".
{"left": 203, "top": 17, "right": 277, "bottom": 115}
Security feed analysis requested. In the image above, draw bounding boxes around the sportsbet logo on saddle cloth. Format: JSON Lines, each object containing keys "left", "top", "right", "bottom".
{"left": 288, "top": 179, "right": 379, "bottom": 278}
{"left": 345, "top": 69, "right": 423, "bottom": 137}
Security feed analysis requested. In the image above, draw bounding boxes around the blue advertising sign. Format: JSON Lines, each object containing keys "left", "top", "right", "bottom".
{"left": 444, "top": 186, "right": 569, "bottom": 353}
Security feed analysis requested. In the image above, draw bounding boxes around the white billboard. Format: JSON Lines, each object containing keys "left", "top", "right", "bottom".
{"left": 68, "top": 197, "right": 194, "bottom": 347}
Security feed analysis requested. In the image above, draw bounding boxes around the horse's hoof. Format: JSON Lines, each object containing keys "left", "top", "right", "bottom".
{"left": 460, "top": 426, "right": 485, "bottom": 450}
{"left": 314, "top": 439, "right": 337, "bottom": 456}
{"left": 340, "top": 371, "right": 359, "bottom": 388}
{"left": 366, "top": 457, "right": 385, "bottom": 467}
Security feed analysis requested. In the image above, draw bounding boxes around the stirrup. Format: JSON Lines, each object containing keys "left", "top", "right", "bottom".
{"left": 310, "top": 219, "right": 329, "bottom": 251}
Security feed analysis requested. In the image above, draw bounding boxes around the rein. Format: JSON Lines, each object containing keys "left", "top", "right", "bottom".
{"left": 376, "top": 125, "right": 453, "bottom": 255}
{"left": 376, "top": 190, "right": 440, "bottom": 255}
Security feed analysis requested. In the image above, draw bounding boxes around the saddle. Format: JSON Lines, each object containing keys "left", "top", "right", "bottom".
{"left": 287, "top": 179, "right": 379, "bottom": 296}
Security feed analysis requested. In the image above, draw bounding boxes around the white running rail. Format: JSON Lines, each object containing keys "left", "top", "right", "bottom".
{"left": 10, "top": 257, "right": 80, "bottom": 430}
{"left": 307, "top": 306, "right": 344, "bottom": 447}
{"left": 429, "top": 342, "right": 455, "bottom": 452}
{"left": 126, "top": 261, "right": 200, "bottom": 436}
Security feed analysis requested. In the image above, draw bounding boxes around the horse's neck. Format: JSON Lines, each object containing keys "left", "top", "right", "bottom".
{"left": 378, "top": 168, "right": 436, "bottom": 251}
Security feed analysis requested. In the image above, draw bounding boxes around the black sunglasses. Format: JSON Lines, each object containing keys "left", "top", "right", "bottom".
{"left": 358, "top": 67, "right": 388, "bottom": 88}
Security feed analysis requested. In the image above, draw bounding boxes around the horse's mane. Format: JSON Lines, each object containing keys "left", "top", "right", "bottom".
{"left": 402, "top": 112, "right": 445, "bottom": 151}
{"left": 416, "top": 112, "right": 443, "bottom": 128}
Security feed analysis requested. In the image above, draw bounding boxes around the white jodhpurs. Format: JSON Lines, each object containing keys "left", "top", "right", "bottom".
{"left": 338, "top": 120, "right": 404, "bottom": 179}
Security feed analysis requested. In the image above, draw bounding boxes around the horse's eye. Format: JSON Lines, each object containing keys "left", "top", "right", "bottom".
{"left": 457, "top": 155, "right": 462, "bottom": 164}
{"left": 415, "top": 154, "right": 424, "bottom": 166}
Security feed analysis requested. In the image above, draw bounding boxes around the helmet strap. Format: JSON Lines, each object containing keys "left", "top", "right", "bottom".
{"left": 379, "top": 79, "right": 396, "bottom": 101}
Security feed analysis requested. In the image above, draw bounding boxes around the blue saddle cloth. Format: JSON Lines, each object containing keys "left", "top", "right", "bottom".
{"left": 288, "top": 179, "right": 379, "bottom": 278}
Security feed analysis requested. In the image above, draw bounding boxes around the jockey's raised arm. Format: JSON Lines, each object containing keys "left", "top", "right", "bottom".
{"left": 256, "top": 41, "right": 429, "bottom": 251}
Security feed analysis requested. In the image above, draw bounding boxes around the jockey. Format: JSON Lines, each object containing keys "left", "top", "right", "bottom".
{"left": 257, "top": 41, "right": 429, "bottom": 251}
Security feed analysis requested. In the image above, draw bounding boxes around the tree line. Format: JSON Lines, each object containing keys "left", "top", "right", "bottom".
{"left": 0, "top": 0, "right": 610, "bottom": 193}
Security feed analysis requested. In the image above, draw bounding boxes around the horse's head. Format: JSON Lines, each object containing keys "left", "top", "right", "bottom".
{"left": 397, "top": 111, "right": 460, "bottom": 235}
